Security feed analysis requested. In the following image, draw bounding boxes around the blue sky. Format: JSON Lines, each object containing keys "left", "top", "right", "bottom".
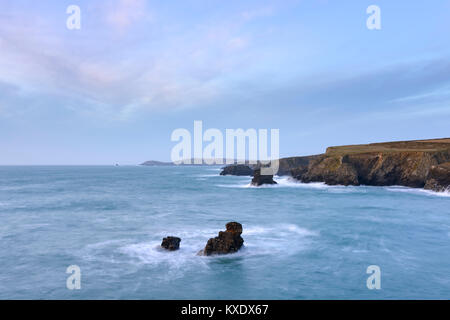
{"left": 1, "top": 0, "right": 450, "bottom": 164}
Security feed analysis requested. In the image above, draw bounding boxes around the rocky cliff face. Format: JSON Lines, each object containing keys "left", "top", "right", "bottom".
{"left": 219, "top": 155, "right": 321, "bottom": 176}
{"left": 296, "top": 139, "right": 450, "bottom": 189}
{"left": 424, "top": 162, "right": 450, "bottom": 192}
{"left": 218, "top": 138, "right": 450, "bottom": 192}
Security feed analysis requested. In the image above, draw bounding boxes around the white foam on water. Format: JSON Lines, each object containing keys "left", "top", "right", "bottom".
{"left": 206, "top": 168, "right": 222, "bottom": 171}
{"left": 245, "top": 224, "right": 318, "bottom": 237}
{"left": 194, "top": 174, "right": 221, "bottom": 178}
{"left": 115, "top": 223, "right": 318, "bottom": 274}
{"left": 385, "top": 186, "right": 450, "bottom": 198}
{"left": 216, "top": 183, "right": 252, "bottom": 188}
{"left": 217, "top": 176, "right": 450, "bottom": 197}
{"left": 217, "top": 176, "right": 363, "bottom": 192}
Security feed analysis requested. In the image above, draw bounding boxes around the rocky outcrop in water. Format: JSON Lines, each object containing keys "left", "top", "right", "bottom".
{"left": 251, "top": 168, "right": 277, "bottom": 186}
{"left": 424, "top": 162, "right": 450, "bottom": 192}
{"left": 220, "top": 164, "right": 254, "bottom": 176}
{"left": 161, "top": 236, "right": 181, "bottom": 251}
{"left": 200, "top": 222, "right": 244, "bottom": 256}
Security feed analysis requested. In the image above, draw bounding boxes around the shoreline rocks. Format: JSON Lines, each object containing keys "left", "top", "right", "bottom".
{"left": 424, "top": 162, "right": 450, "bottom": 192}
{"left": 220, "top": 164, "right": 254, "bottom": 176}
{"left": 200, "top": 222, "right": 244, "bottom": 256}
{"left": 220, "top": 138, "right": 450, "bottom": 192}
{"left": 161, "top": 236, "right": 181, "bottom": 251}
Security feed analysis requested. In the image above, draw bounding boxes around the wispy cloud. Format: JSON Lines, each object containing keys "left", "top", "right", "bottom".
{"left": 0, "top": 2, "right": 261, "bottom": 120}
{"left": 1, "top": 1, "right": 450, "bottom": 122}
{"left": 104, "top": 0, "right": 150, "bottom": 32}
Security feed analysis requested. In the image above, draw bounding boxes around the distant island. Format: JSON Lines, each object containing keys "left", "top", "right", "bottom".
{"left": 220, "top": 138, "right": 450, "bottom": 192}
{"left": 140, "top": 160, "right": 176, "bottom": 166}
{"left": 140, "top": 159, "right": 247, "bottom": 166}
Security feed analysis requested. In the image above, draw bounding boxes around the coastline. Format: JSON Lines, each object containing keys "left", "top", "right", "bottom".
{"left": 219, "top": 138, "right": 450, "bottom": 193}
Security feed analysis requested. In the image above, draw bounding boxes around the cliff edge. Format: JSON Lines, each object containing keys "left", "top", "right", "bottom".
{"left": 295, "top": 138, "right": 450, "bottom": 190}
{"left": 220, "top": 138, "right": 450, "bottom": 192}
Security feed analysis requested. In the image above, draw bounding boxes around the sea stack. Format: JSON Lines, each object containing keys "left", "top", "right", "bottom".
{"left": 161, "top": 236, "right": 181, "bottom": 251}
{"left": 251, "top": 168, "right": 277, "bottom": 186}
{"left": 200, "top": 222, "right": 244, "bottom": 256}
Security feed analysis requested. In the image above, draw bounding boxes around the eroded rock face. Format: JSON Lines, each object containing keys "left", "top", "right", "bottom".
{"left": 220, "top": 164, "right": 254, "bottom": 176}
{"left": 218, "top": 155, "right": 321, "bottom": 177}
{"left": 251, "top": 168, "right": 277, "bottom": 186}
{"left": 217, "top": 138, "right": 450, "bottom": 190}
{"left": 300, "top": 155, "right": 359, "bottom": 186}
{"left": 201, "top": 222, "right": 244, "bottom": 256}
{"left": 161, "top": 236, "right": 181, "bottom": 251}
{"left": 298, "top": 148, "right": 450, "bottom": 188}
{"left": 424, "top": 162, "right": 450, "bottom": 192}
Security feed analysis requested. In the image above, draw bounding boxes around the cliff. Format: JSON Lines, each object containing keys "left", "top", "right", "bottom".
{"left": 220, "top": 138, "right": 450, "bottom": 192}
{"left": 219, "top": 155, "right": 321, "bottom": 176}
{"left": 424, "top": 162, "right": 450, "bottom": 192}
{"left": 296, "top": 139, "right": 450, "bottom": 189}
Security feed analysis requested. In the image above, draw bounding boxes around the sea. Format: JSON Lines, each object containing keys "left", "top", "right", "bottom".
{"left": 0, "top": 165, "right": 449, "bottom": 299}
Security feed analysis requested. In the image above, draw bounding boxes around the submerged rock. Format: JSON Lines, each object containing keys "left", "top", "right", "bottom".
{"left": 424, "top": 162, "right": 450, "bottom": 192}
{"left": 200, "top": 222, "right": 244, "bottom": 256}
{"left": 161, "top": 236, "right": 181, "bottom": 251}
{"left": 251, "top": 168, "right": 277, "bottom": 186}
{"left": 220, "top": 164, "right": 254, "bottom": 176}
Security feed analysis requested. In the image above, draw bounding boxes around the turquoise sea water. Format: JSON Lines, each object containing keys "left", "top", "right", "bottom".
{"left": 0, "top": 165, "right": 449, "bottom": 299}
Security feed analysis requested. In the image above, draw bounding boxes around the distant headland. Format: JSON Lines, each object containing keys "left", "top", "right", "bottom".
{"left": 140, "top": 158, "right": 247, "bottom": 166}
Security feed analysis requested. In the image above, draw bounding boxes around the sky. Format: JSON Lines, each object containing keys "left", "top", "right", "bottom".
{"left": 0, "top": 0, "right": 450, "bottom": 164}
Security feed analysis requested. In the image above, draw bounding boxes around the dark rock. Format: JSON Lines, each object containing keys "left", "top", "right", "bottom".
{"left": 218, "top": 155, "right": 322, "bottom": 177}
{"left": 251, "top": 168, "right": 277, "bottom": 186}
{"left": 201, "top": 222, "right": 244, "bottom": 256}
{"left": 300, "top": 156, "right": 359, "bottom": 186}
{"left": 161, "top": 236, "right": 181, "bottom": 251}
{"left": 220, "top": 164, "right": 254, "bottom": 176}
{"left": 277, "top": 155, "right": 322, "bottom": 176}
{"left": 424, "top": 162, "right": 450, "bottom": 192}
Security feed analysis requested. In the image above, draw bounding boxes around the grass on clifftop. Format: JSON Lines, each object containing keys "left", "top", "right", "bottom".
{"left": 325, "top": 138, "right": 450, "bottom": 155}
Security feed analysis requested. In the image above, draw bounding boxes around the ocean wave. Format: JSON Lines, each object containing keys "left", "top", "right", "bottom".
{"left": 217, "top": 177, "right": 450, "bottom": 197}
{"left": 385, "top": 186, "right": 450, "bottom": 198}
{"left": 215, "top": 183, "right": 251, "bottom": 188}
{"left": 194, "top": 174, "right": 221, "bottom": 178}
{"left": 245, "top": 224, "right": 318, "bottom": 237}
{"left": 115, "top": 223, "right": 317, "bottom": 269}
{"left": 217, "top": 176, "right": 364, "bottom": 192}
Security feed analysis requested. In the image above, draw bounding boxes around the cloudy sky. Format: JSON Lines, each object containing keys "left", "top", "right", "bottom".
{"left": 1, "top": 0, "right": 450, "bottom": 164}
